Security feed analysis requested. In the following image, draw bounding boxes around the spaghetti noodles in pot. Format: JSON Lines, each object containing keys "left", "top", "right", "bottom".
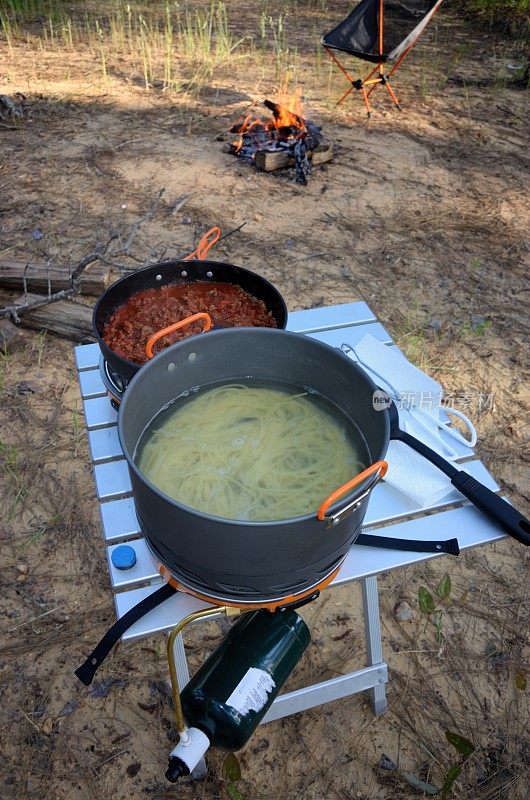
{"left": 136, "top": 382, "right": 367, "bottom": 521}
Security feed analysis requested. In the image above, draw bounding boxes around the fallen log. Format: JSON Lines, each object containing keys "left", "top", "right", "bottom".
{"left": 0, "top": 258, "right": 111, "bottom": 296}
{"left": 15, "top": 293, "right": 94, "bottom": 341}
{"left": 0, "top": 319, "right": 26, "bottom": 354}
{"left": 255, "top": 143, "right": 333, "bottom": 173}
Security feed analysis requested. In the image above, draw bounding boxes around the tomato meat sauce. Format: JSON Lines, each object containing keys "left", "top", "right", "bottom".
{"left": 102, "top": 281, "right": 278, "bottom": 365}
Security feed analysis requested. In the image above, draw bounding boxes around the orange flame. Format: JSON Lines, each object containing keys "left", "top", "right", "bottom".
{"left": 231, "top": 93, "right": 307, "bottom": 154}
{"left": 274, "top": 91, "right": 306, "bottom": 129}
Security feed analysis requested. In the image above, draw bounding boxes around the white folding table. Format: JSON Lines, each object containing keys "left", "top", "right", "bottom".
{"left": 75, "top": 301, "right": 505, "bottom": 722}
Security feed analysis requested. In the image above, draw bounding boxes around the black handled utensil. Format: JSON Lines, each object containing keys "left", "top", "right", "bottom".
{"left": 387, "top": 401, "right": 530, "bottom": 546}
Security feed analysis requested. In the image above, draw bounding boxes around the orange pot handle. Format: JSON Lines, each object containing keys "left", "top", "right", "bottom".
{"left": 145, "top": 312, "right": 213, "bottom": 359}
{"left": 317, "top": 460, "right": 388, "bottom": 525}
{"left": 183, "top": 226, "right": 221, "bottom": 261}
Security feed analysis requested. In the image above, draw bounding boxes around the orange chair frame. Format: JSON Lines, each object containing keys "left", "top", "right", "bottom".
{"left": 324, "top": 0, "right": 438, "bottom": 117}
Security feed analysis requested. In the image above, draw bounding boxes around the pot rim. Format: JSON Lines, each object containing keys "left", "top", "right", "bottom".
{"left": 117, "top": 328, "right": 390, "bottom": 528}
{"left": 92, "top": 258, "right": 288, "bottom": 375}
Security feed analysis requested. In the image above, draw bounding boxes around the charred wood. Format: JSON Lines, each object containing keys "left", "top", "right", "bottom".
{"left": 227, "top": 101, "right": 327, "bottom": 183}
{"left": 263, "top": 100, "right": 305, "bottom": 129}
{"left": 293, "top": 139, "right": 311, "bottom": 185}
{"left": 254, "top": 143, "right": 333, "bottom": 173}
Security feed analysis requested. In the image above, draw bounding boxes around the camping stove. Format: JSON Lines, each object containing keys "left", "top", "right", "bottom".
{"left": 99, "top": 353, "right": 125, "bottom": 408}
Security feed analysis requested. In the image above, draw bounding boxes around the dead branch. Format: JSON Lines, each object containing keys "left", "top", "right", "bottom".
{"left": 0, "top": 319, "right": 26, "bottom": 353}
{"left": 219, "top": 221, "right": 247, "bottom": 241}
{"left": 71, "top": 248, "right": 109, "bottom": 287}
{"left": 1, "top": 287, "right": 78, "bottom": 324}
{"left": 170, "top": 194, "right": 192, "bottom": 214}
{"left": 495, "top": 105, "right": 527, "bottom": 124}
{"left": 0, "top": 241, "right": 111, "bottom": 323}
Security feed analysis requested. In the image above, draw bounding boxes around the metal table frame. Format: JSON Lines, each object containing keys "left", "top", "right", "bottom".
{"left": 75, "top": 301, "right": 504, "bottom": 724}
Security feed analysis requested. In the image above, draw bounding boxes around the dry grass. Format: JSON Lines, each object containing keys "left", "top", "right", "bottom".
{"left": 0, "top": 0, "right": 315, "bottom": 96}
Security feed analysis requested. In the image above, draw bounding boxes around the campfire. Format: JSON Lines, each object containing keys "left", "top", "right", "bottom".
{"left": 225, "top": 96, "right": 332, "bottom": 184}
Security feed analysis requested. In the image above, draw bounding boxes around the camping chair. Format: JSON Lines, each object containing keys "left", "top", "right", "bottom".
{"left": 322, "top": 0, "right": 444, "bottom": 116}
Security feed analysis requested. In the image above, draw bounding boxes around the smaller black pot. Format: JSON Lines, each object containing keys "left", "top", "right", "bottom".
{"left": 93, "top": 259, "right": 288, "bottom": 388}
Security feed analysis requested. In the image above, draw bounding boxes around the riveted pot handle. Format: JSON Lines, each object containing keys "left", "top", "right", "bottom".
{"left": 145, "top": 312, "right": 213, "bottom": 359}
{"left": 317, "top": 460, "right": 388, "bottom": 529}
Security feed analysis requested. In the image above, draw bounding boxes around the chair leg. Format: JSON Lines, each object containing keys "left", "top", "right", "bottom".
{"left": 337, "top": 84, "right": 355, "bottom": 106}
{"left": 360, "top": 85, "right": 372, "bottom": 117}
{"left": 366, "top": 80, "right": 378, "bottom": 99}
{"left": 324, "top": 47, "right": 357, "bottom": 109}
{"left": 357, "top": 63, "right": 381, "bottom": 117}
{"left": 365, "top": 74, "right": 401, "bottom": 112}
{"left": 324, "top": 46, "right": 407, "bottom": 115}
{"left": 384, "top": 79, "right": 401, "bottom": 110}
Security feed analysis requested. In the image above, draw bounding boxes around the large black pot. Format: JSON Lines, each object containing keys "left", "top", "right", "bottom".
{"left": 118, "top": 329, "right": 390, "bottom": 605}
{"left": 93, "top": 259, "right": 288, "bottom": 388}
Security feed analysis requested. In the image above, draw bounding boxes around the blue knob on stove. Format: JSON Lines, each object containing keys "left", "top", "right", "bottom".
{"left": 111, "top": 544, "right": 137, "bottom": 570}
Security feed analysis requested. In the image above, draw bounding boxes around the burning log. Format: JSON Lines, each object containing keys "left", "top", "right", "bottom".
{"left": 226, "top": 98, "right": 331, "bottom": 185}
{"left": 263, "top": 99, "right": 306, "bottom": 135}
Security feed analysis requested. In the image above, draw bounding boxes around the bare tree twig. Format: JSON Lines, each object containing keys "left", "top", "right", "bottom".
{"left": 0, "top": 214, "right": 244, "bottom": 322}
{"left": 1, "top": 287, "right": 78, "bottom": 323}
{"left": 171, "top": 193, "right": 192, "bottom": 214}
{"left": 70, "top": 243, "right": 114, "bottom": 286}
{"left": 495, "top": 105, "right": 527, "bottom": 124}
{"left": 0, "top": 238, "right": 114, "bottom": 322}
{"left": 219, "top": 221, "right": 247, "bottom": 241}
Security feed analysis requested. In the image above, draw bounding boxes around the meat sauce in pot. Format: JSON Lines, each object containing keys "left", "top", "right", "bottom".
{"left": 102, "top": 281, "right": 278, "bottom": 365}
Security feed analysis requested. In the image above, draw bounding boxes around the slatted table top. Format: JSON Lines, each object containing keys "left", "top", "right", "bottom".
{"left": 75, "top": 301, "right": 505, "bottom": 641}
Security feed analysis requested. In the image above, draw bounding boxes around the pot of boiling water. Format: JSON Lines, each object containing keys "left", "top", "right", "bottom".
{"left": 118, "top": 328, "right": 390, "bottom": 605}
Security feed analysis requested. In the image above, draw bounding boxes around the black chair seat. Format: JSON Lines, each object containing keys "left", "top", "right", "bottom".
{"left": 321, "top": 38, "right": 390, "bottom": 63}
{"left": 322, "top": 0, "right": 440, "bottom": 64}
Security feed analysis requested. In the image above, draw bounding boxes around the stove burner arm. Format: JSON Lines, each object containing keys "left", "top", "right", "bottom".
{"left": 167, "top": 606, "right": 243, "bottom": 738}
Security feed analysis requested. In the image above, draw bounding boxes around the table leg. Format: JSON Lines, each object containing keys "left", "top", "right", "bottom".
{"left": 169, "top": 632, "right": 207, "bottom": 780}
{"left": 361, "top": 575, "right": 388, "bottom": 716}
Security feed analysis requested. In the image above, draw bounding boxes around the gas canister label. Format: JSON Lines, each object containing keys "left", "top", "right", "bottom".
{"left": 225, "top": 668, "right": 276, "bottom": 715}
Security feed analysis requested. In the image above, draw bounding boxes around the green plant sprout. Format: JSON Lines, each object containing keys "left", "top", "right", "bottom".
{"left": 221, "top": 752, "right": 246, "bottom": 799}
{"left": 418, "top": 573, "right": 452, "bottom": 646}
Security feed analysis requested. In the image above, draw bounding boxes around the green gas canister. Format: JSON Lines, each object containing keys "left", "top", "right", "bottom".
{"left": 166, "top": 608, "right": 311, "bottom": 781}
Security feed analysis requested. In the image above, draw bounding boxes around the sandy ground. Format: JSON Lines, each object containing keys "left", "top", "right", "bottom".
{"left": 1, "top": 2, "right": 529, "bottom": 799}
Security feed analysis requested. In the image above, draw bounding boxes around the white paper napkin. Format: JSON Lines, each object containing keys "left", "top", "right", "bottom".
{"left": 343, "top": 335, "right": 476, "bottom": 507}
